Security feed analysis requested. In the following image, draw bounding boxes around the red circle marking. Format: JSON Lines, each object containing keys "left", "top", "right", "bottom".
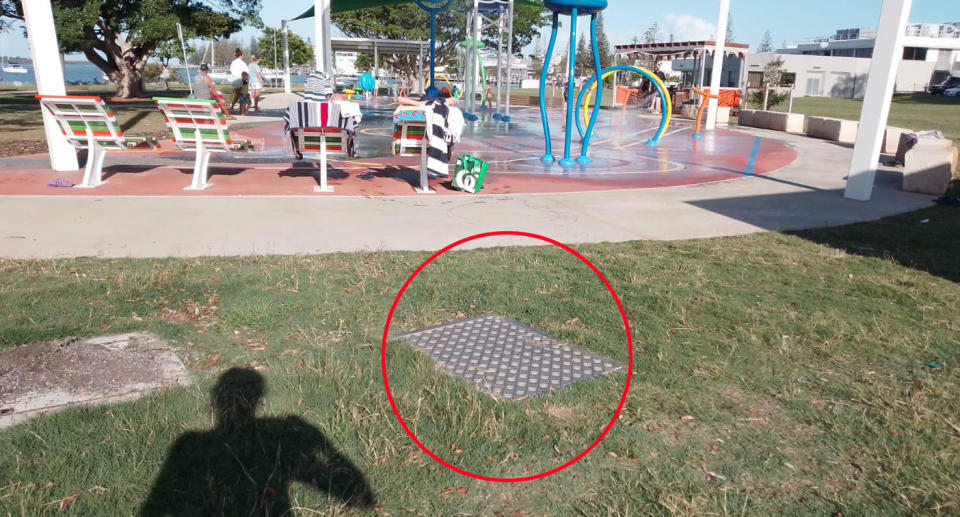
{"left": 381, "top": 231, "right": 633, "bottom": 482}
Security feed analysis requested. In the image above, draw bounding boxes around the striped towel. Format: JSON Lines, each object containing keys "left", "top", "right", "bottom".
{"left": 282, "top": 101, "right": 362, "bottom": 159}
{"left": 423, "top": 99, "right": 464, "bottom": 178}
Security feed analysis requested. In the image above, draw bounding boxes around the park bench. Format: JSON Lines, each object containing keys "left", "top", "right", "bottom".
{"left": 392, "top": 108, "right": 433, "bottom": 194}
{"left": 153, "top": 97, "right": 253, "bottom": 190}
{"left": 36, "top": 95, "right": 160, "bottom": 188}
{"left": 285, "top": 101, "right": 363, "bottom": 193}
{"left": 290, "top": 127, "right": 352, "bottom": 193}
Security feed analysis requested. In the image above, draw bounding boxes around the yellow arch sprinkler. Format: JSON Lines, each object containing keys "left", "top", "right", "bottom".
{"left": 538, "top": 0, "right": 609, "bottom": 168}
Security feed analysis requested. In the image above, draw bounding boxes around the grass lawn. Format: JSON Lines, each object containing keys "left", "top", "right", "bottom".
{"left": 1, "top": 207, "right": 959, "bottom": 515}
{"left": 747, "top": 94, "right": 960, "bottom": 144}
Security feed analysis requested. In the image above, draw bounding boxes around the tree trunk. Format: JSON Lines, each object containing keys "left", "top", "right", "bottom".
{"left": 111, "top": 64, "right": 145, "bottom": 98}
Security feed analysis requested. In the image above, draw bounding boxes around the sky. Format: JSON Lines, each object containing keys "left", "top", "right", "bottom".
{"left": 1, "top": 0, "right": 957, "bottom": 60}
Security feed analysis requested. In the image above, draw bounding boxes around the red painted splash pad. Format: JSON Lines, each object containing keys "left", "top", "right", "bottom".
{"left": 0, "top": 104, "right": 796, "bottom": 197}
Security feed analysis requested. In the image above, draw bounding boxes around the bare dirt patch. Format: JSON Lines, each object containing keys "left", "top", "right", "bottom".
{"left": 0, "top": 332, "right": 191, "bottom": 428}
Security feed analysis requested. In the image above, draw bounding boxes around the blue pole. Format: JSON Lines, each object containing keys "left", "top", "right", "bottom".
{"left": 559, "top": 7, "right": 578, "bottom": 168}
{"left": 429, "top": 13, "right": 437, "bottom": 88}
{"left": 579, "top": 13, "right": 603, "bottom": 164}
{"left": 539, "top": 14, "right": 560, "bottom": 163}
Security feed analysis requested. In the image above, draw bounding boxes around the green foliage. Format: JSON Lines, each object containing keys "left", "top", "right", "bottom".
{"left": 258, "top": 27, "right": 313, "bottom": 67}
{"left": 642, "top": 22, "right": 662, "bottom": 44}
{"left": 154, "top": 40, "right": 195, "bottom": 67}
{"left": 0, "top": 0, "right": 261, "bottom": 98}
{"left": 596, "top": 14, "right": 613, "bottom": 70}
{"left": 354, "top": 53, "right": 374, "bottom": 73}
{"left": 333, "top": 1, "right": 549, "bottom": 79}
{"left": 758, "top": 30, "right": 774, "bottom": 53}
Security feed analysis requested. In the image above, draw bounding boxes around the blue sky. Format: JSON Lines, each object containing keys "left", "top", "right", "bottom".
{"left": 1, "top": 0, "right": 957, "bottom": 59}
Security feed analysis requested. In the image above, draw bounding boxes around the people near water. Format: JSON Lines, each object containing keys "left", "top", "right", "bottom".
{"left": 485, "top": 84, "right": 494, "bottom": 109}
{"left": 193, "top": 63, "right": 234, "bottom": 119}
{"left": 160, "top": 65, "right": 171, "bottom": 91}
{"left": 649, "top": 62, "right": 667, "bottom": 114}
{"left": 248, "top": 55, "right": 263, "bottom": 112}
{"left": 229, "top": 48, "right": 249, "bottom": 113}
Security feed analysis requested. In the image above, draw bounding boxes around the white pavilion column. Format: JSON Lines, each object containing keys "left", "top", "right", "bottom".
{"left": 314, "top": 0, "right": 333, "bottom": 74}
{"left": 704, "top": 0, "right": 730, "bottom": 130}
{"left": 845, "top": 0, "right": 912, "bottom": 201}
{"left": 23, "top": 0, "right": 78, "bottom": 171}
{"left": 283, "top": 20, "right": 292, "bottom": 94}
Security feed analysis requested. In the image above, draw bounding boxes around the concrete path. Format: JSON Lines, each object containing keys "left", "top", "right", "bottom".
{"left": 0, "top": 128, "right": 934, "bottom": 259}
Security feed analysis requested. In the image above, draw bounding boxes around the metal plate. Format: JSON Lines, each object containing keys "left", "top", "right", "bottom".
{"left": 395, "top": 314, "right": 623, "bottom": 401}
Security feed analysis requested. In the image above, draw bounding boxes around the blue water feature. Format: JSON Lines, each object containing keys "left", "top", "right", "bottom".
{"left": 539, "top": 0, "right": 608, "bottom": 169}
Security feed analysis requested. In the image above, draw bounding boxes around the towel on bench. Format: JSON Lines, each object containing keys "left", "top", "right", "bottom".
{"left": 283, "top": 101, "right": 362, "bottom": 160}
{"left": 423, "top": 99, "right": 464, "bottom": 178}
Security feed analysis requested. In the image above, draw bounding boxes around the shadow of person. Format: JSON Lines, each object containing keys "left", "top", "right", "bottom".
{"left": 140, "top": 368, "right": 375, "bottom": 516}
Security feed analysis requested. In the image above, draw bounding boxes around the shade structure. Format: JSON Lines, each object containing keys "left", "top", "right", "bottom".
{"left": 291, "top": 0, "right": 540, "bottom": 19}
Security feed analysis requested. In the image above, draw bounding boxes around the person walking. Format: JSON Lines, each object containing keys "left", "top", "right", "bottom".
{"left": 247, "top": 55, "right": 264, "bottom": 112}
{"left": 650, "top": 62, "right": 667, "bottom": 114}
{"left": 160, "top": 64, "right": 172, "bottom": 91}
{"left": 229, "top": 48, "right": 249, "bottom": 113}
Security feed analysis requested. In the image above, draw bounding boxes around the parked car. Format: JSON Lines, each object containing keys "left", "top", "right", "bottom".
{"left": 945, "top": 86, "right": 960, "bottom": 97}
{"left": 930, "top": 75, "right": 960, "bottom": 95}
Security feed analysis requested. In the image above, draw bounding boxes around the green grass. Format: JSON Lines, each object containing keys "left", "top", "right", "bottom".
{"left": 2, "top": 207, "right": 960, "bottom": 515}
{"left": 749, "top": 93, "right": 960, "bottom": 144}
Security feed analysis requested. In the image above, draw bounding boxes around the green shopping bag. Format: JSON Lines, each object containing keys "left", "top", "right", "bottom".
{"left": 451, "top": 155, "right": 489, "bottom": 193}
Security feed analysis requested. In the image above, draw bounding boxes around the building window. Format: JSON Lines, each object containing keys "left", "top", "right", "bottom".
{"left": 854, "top": 48, "right": 873, "bottom": 58}
{"left": 903, "top": 47, "right": 927, "bottom": 61}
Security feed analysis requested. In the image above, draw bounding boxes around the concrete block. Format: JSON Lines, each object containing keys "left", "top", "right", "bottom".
{"left": 883, "top": 126, "right": 911, "bottom": 154}
{"left": 767, "top": 112, "right": 805, "bottom": 133}
{"left": 716, "top": 106, "right": 731, "bottom": 125}
{"left": 681, "top": 103, "right": 699, "bottom": 120}
{"left": 737, "top": 109, "right": 755, "bottom": 127}
{"left": 753, "top": 110, "right": 772, "bottom": 129}
{"left": 902, "top": 140, "right": 955, "bottom": 195}
{"left": 806, "top": 116, "right": 859, "bottom": 144}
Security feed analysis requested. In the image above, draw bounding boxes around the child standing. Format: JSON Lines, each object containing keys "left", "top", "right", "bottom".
{"left": 237, "top": 72, "right": 252, "bottom": 116}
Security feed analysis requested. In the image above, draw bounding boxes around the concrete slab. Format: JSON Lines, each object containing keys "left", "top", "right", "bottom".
{"left": 0, "top": 333, "right": 191, "bottom": 428}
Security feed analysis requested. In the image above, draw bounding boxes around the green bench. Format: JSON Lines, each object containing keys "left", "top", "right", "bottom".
{"left": 154, "top": 98, "right": 253, "bottom": 190}
{"left": 392, "top": 109, "right": 433, "bottom": 194}
{"left": 36, "top": 95, "right": 160, "bottom": 188}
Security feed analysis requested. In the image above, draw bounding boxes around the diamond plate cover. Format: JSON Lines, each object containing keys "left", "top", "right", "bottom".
{"left": 395, "top": 314, "right": 624, "bottom": 401}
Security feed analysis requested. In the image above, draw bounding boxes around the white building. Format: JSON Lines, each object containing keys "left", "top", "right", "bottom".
{"left": 759, "top": 22, "right": 960, "bottom": 97}
{"left": 335, "top": 51, "right": 358, "bottom": 76}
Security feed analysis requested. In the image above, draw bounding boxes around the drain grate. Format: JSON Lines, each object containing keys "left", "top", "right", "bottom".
{"left": 395, "top": 314, "right": 623, "bottom": 401}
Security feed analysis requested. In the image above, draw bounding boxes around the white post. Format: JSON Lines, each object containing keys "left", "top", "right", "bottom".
{"left": 314, "top": 0, "right": 333, "bottom": 73}
{"left": 314, "top": 133, "right": 334, "bottom": 193}
{"left": 845, "top": 0, "right": 912, "bottom": 201}
{"left": 504, "top": 0, "right": 514, "bottom": 118}
{"left": 283, "top": 21, "right": 292, "bottom": 94}
{"left": 23, "top": 0, "right": 78, "bottom": 172}
{"left": 705, "top": 0, "right": 730, "bottom": 130}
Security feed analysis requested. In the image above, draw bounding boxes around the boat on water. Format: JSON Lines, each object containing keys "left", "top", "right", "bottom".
{"left": 2, "top": 63, "right": 28, "bottom": 74}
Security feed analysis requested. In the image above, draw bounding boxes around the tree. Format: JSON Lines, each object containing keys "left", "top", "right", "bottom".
{"left": 595, "top": 13, "right": 613, "bottom": 69}
{"left": 355, "top": 53, "right": 374, "bottom": 73}
{"left": 248, "top": 36, "right": 261, "bottom": 59}
{"left": 642, "top": 22, "right": 662, "bottom": 44}
{"left": 758, "top": 30, "right": 774, "bottom": 53}
{"left": 575, "top": 34, "right": 590, "bottom": 76}
{"left": 154, "top": 40, "right": 195, "bottom": 67}
{"left": 725, "top": 14, "right": 734, "bottom": 42}
{"left": 529, "top": 54, "right": 543, "bottom": 78}
{"left": 0, "top": 0, "right": 262, "bottom": 98}
{"left": 258, "top": 27, "right": 313, "bottom": 68}
{"left": 333, "top": 2, "right": 549, "bottom": 84}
